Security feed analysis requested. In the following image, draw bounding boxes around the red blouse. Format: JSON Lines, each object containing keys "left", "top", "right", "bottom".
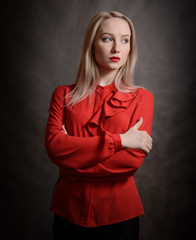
{"left": 45, "top": 82, "right": 154, "bottom": 228}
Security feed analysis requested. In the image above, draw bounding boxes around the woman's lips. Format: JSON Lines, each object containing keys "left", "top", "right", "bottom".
{"left": 109, "top": 57, "right": 120, "bottom": 62}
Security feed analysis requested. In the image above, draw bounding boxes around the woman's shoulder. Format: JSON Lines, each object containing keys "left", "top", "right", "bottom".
{"left": 52, "top": 84, "right": 76, "bottom": 96}
{"left": 136, "top": 87, "right": 154, "bottom": 98}
{"left": 117, "top": 87, "right": 153, "bottom": 99}
{"left": 135, "top": 88, "right": 154, "bottom": 105}
{"left": 123, "top": 87, "right": 154, "bottom": 105}
{"left": 112, "top": 87, "right": 153, "bottom": 102}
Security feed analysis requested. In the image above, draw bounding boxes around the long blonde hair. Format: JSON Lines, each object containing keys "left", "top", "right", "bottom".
{"left": 67, "top": 11, "right": 137, "bottom": 106}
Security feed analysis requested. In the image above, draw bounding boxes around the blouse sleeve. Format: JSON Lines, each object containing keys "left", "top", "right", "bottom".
{"left": 45, "top": 86, "right": 122, "bottom": 169}
{"left": 73, "top": 91, "right": 154, "bottom": 178}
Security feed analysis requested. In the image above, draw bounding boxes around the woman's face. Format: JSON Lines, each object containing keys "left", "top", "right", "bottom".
{"left": 94, "top": 17, "right": 131, "bottom": 74}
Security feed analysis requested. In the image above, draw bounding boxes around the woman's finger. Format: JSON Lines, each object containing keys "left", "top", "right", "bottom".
{"left": 131, "top": 117, "right": 143, "bottom": 130}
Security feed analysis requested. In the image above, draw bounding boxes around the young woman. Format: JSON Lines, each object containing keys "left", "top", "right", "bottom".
{"left": 45, "top": 11, "right": 154, "bottom": 240}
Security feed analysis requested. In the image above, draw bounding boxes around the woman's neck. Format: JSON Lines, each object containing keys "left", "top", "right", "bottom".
{"left": 98, "top": 68, "right": 118, "bottom": 86}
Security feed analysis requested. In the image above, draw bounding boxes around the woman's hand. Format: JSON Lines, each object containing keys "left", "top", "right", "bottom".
{"left": 120, "top": 117, "right": 153, "bottom": 155}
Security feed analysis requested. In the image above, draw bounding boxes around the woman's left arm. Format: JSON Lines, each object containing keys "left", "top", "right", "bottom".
{"left": 66, "top": 91, "right": 154, "bottom": 178}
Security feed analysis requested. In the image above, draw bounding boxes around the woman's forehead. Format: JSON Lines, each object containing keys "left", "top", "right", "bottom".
{"left": 97, "top": 17, "right": 131, "bottom": 36}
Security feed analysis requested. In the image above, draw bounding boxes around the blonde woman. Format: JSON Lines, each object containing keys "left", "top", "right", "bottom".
{"left": 45, "top": 11, "right": 154, "bottom": 240}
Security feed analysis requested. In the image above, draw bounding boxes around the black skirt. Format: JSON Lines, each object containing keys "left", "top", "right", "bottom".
{"left": 53, "top": 214, "right": 139, "bottom": 240}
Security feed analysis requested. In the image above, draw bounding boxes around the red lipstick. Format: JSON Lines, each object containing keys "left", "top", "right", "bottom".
{"left": 109, "top": 56, "right": 120, "bottom": 62}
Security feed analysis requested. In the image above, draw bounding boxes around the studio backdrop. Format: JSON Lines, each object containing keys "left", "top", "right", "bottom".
{"left": 2, "top": 0, "right": 195, "bottom": 239}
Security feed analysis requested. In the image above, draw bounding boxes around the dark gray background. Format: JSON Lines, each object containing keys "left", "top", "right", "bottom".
{"left": 2, "top": 0, "right": 195, "bottom": 239}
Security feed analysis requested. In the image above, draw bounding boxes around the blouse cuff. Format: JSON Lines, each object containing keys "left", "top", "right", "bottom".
{"left": 113, "top": 134, "right": 122, "bottom": 151}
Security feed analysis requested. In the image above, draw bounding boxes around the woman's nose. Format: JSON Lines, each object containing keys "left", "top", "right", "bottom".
{"left": 111, "top": 41, "right": 120, "bottom": 53}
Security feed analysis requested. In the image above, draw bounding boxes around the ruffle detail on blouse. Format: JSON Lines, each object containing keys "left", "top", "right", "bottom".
{"left": 87, "top": 89, "right": 140, "bottom": 136}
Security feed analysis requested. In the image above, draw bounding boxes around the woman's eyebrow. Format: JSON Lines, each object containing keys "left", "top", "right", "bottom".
{"left": 101, "top": 32, "right": 130, "bottom": 37}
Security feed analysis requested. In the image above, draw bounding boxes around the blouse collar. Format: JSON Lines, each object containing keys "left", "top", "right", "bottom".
{"left": 96, "top": 82, "right": 116, "bottom": 92}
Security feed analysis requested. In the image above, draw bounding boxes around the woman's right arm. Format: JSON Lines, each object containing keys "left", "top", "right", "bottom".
{"left": 45, "top": 86, "right": 122, "bottom": 169}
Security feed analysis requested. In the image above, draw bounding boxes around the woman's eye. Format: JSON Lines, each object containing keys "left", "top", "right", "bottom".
{"left": 122, "top": 39, "right": 129, "bottom": 44}
{"left": 102, "top": 37, "right": 112, "bottom": 42}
